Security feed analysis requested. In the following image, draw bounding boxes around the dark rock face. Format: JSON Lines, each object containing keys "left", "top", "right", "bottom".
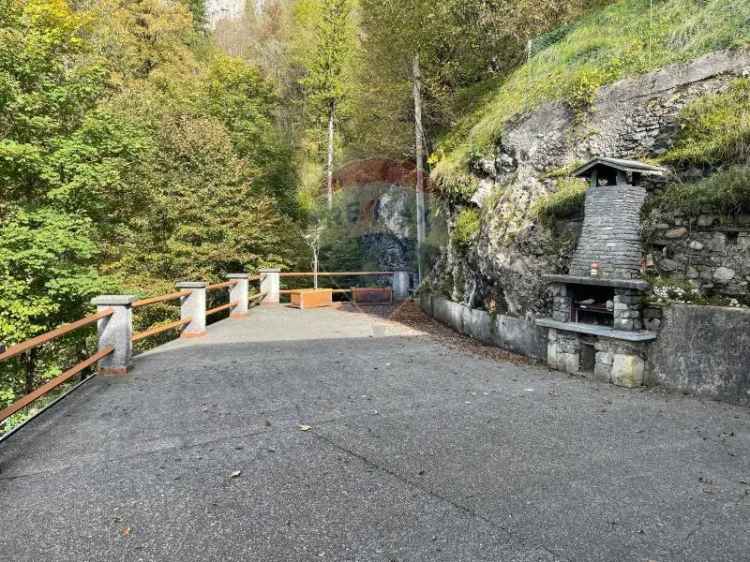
{"left": 360, "top": 232, "right": 413, "bottom": 272}
{"left": 205, "top": 0, "right": 246, "bottom": 28}
{"left": 648, "top": 305, "right": 750, "bottom": 405}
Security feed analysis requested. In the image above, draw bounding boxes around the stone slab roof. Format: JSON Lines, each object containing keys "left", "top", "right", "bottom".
{"left": 572, "top": 157, "right": 666, "bottom": 178}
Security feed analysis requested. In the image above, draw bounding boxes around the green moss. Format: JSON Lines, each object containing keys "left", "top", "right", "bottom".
{"left": 532, "top": 178, "right": 588, "bottom": 225}
{"left": 433, "top": 0, "right": 750, "bottom": 181}
{"left": 453, "top": 207, "right": 481, "bottom": 248}
{"left": 660, "top": 79, "right": 750, "bottom": 166}
{"left": 647, "top": 165, "right": 750, "bottom": 217}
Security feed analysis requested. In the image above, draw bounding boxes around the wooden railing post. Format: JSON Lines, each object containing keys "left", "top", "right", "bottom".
{"left": 91, "top": 295, "right": 137, "bottom": 375}
{"left": 392, "top": 271, "right": 410, "bottom": 301}
{"left": 227, "top": 274, "right": 249, "bottom": 318}
{"left": 176, "top": 282, "right": 207, "bottom": 338}
{"left": 260, "top": 269, "right": 281, "bottom": 304}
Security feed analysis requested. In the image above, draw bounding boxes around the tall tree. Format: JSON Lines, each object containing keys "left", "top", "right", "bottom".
{"left": 293, "top": 0, "right": 359, "bottom": 209}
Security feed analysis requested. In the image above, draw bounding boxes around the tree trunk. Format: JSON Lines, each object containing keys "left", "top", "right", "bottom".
{"left": 412, "top": 53, "right": 426, "bottom": 284}
{"left": 326, "top": 100, "right": 336, "bottom": 210}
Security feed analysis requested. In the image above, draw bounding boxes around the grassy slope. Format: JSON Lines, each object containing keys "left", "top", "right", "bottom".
{"left": 433, "top": 0, "right": 750, "bottom": 181}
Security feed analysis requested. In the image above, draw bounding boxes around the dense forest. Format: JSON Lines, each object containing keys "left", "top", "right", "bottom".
{"left": 2, "top": 0, "right": 748, "bottom": 428}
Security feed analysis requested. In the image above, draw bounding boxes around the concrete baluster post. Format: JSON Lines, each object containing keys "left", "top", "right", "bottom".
{"left": 227, "top": 274, "right": 250, "bottom": 318}
{"left": 176, "top": 282, "right": 207, "bottom": 338}
{"left": 260, "top": 269, "right": 281, "bottom": 304}
{"left": 91, "top": 295, "right": 137, "bottom": 375}
{"left": 392, "top": 271, "right": 410, "bottom": 301}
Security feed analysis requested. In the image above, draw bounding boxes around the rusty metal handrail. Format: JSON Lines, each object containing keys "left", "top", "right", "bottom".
{"left": 132, "top": 318, "right": 192, "bottom": 343}
{"left": 207, "top": 281, "right": 238, "bottom": 291}
{"left": 0, "top": 309, "right": 113, "bottom": 364}
{"left": 0, "top": 346, "right": 113, "bottom": 424}
{"left": 206, "top": 301, "right": 239, "bottom": 316}
{"left": 279, "top": 272, "right": 395, "bottom": 278}
{"left": 132, "top": 291, "right": 190, "bottom": 309}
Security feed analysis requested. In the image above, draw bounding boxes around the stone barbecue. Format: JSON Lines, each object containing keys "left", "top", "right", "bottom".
{"left": 537, "top": 158, "right": 665, "bottom": 387}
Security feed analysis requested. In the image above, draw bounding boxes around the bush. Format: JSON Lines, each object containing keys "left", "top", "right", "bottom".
{"left": 648, "top": 165, "right": 750, "bottom": 217}
{"left": 453, "top": 207, "right": 481, "bottom": 248}
{"left": 434, "top": 173, "right": 480, "bottom": 203}
{"left": 661, "top": 79, "right": 750, "bottom": 167}
{"left": 532, "top": 178, "right": 588, "bottom": 224}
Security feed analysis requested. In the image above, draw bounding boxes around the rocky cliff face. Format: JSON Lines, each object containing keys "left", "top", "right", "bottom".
{"left": 431, "top": 49, "right": 750, "bottom": 317}
{"left": 205, "top": 0, "right": 247, "bottom": 28}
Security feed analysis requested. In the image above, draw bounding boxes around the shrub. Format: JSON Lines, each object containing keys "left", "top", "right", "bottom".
{"left": 648, "top": 165, "right": 750, "bottom": 217}
{"left": 661, "top": 79, "right": 750, "bottom": 167}
{"left": 532, "top": 178, "right": 588, "bottom": 224}
{"left": 434, "top": 174, "right": 480, "bottom": 203}
{"left": 453, "top": 207, "right": 481, "bottom": 248}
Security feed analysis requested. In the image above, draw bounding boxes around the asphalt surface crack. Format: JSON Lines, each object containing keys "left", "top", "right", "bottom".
{"left": 311, "top": 430, "right": 514, "bottom": 542}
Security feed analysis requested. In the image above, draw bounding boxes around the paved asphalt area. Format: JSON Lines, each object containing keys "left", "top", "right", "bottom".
{"left": 1, "top": 304, "right": 749, "bottom": 562}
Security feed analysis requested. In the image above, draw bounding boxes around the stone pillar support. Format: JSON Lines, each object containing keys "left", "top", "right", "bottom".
{"left": 176, "top": 282, "right": 207, "bottom": 338}
{"left": 91, "top": 295, "right": 137, "bottom": 375}
{"left": 227, "top": 274, "right": 250, "bottom": 318}
{"left": 392, "top": 271, "right": 410, "bottom": 301}
{"left": 551, "top": 284, "right": 572, "bottom": 322}
{"left": 260, "top": 269, "right": 281, "bottom": 304}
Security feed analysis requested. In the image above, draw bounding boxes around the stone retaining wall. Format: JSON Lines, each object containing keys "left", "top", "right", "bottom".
{"left": 420, "top": 295, "right": 547, "bottom": 361}
{"left": 647, "top": 216, "right": 750, "bottom": 299}
{"left": 647, "top": 304, "right": 750, "bottom": 405}
{"left": 422, "top": 296, "right": 750, "bottom": 406}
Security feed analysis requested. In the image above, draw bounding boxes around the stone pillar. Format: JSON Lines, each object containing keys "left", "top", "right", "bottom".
{"left": 546, "top": 328, "right": 581, "bottom": 374}
{"left": 227, "top": 274, "right": 249, "bottom": 318}
{"left": 551, "top": 284, "right": 572, "bottom": 322}
{"left": 91, "top": 295, "right": 137, "bottom": 375}
{"left": 176, "top": 282, "right": 207, "bottom": 338}
{"left": 392, "top": 271, "right": 410, "bottom": 301}
{"left": 613, "top": 289, "right": 642, "bottom": 331}
{"left": 260, "top": 269, "right": 281, "bottom": 304}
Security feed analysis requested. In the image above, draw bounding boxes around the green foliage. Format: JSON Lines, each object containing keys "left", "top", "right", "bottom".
{"left": 434, "top": 0, "right": 750, "bottom": 180}
{"left": 661, "top": 79, "right": 750, "bottom": 167}
{"left": 532, "top": 178, "right": 588, "bottom": 224}
{"left": 563, "top": 67, "right": 610, "bottom": 117}
{"left": 180, "top": 0, "right": 206, "bottom": 29}
{"left": 453, "top": 207, "right": 481, "bottom": 248}
{"left": 0, "top": 208, "right": 109, "bottom": 345}
{"left": 354, "top": 1, "right": 609, "bottom": 161}
{"left": 433, "top": 174, "right": 480, "bottom": 203}
{"left": 647, "top": 165, "right": 750, "bottom": 218}
{"left": 291, "top": 0, "right": 359, "bottom": 175}
{"left": 0, "top": 0, "right": 304, "bottom": 431}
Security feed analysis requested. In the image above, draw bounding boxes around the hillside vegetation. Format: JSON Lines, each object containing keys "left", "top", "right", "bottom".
{"left": 432, "top": 0, "right": 750, "bottom": 182}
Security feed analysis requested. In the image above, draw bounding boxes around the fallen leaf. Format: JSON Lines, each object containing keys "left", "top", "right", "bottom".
{"left": 298, "top": 425, "right": 313, "bottom": 432}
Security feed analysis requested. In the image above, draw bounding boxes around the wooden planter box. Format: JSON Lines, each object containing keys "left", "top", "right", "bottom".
{"left": 352, "top": 287, "right": 393, "bottom": 305}
{"left": 289, "top": 289, "right": 333, "bottom": 310}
